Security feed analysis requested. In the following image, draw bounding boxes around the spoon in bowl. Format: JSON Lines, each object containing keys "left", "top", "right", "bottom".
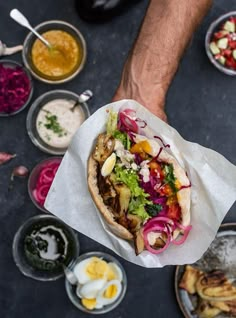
{"left": 71, "top": 90, "right": 93, "bottom": 112}
{"left": 10, "top": 9, "right": 52, "bottom": 50}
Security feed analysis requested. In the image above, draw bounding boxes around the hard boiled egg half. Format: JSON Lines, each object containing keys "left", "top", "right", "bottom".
{"left": 133, "top": 134, "right": 162, "bottom": 157}
{"left": 70, "top": 256, "right": 124, "bottom": 311}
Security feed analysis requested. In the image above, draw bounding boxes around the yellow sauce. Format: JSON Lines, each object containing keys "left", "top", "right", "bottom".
{"left": 31, "top": 30, "right": 82, "bottom": 79}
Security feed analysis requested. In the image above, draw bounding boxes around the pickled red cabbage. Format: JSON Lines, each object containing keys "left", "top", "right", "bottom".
{"left": 0, "top": 64, "right": 31, "bottom": 114}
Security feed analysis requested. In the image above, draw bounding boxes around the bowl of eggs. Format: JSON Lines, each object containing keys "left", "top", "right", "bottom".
{"left": 65, "top": 251, "right": 127, "bottom": 314}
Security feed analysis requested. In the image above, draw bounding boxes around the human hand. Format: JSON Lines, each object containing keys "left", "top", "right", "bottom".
{"left": 112, "top": 77, "right": 168, "bottom": 123}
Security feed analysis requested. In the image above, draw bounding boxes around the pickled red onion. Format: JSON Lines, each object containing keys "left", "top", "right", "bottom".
{"left": 39, "top": 167, "right": 55, "bottom": 183}
{"left": 143, "top": 226, "right": 171, "bottom": 254}
{"left": 118, "top": 111, "right": 138, "bottom": 133}
{"left": 37, "top": 184, "right": 51, "bottom": 201}
{"left": 171, "top": 225, "right": 192, "bottom": 245}
{"left": 33, "top": 161, "right": 60, "bottom": 207}
{"left": 142, "top": 216, "right": 192, "bottom": 253}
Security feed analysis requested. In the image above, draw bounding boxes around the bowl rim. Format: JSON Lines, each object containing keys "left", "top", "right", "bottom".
{"left": 22, "top": 19, "right": 87, "bottom": 84}
{"left": 205, "top": 11, "right": 236, "bottom": 76}
{"left": 0, "top": 59, "right": 34, "bottom": 117}
{"left": 26, "top": 89, "right": 90, "bottom": 155}
{"left": 27, "top": 156, "right": 63, "bottom": 213}
{"left": 12, "top": 214, "right": 80, "bottom": 281}
{"left": 65, "top": 251, "right": 128, "bottom": 314}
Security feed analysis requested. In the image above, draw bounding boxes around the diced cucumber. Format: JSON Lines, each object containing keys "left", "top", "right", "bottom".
{"left": 209, "top": 42, "right": 220, "bottom": 55}
{"left": 223, "top": 20, "right": 235, "bottom": 33}
{"left": 217, "top": 37, "right": 228, "bottom": 49}
{"left": 218, "top": 56, "right": 226, "bottom": 65}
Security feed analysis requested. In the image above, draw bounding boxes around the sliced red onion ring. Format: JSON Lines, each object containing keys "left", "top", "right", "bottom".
{"left": 171, "top": 225, "right": 192, "bottom": 245}
{"left": 33, "top": 161, "right": 60, "bottom": 207}
{"left": 40, "top": 167, "right": 55, "bottom": 183}
{"left": 36, "top": 184, "right": 51, "bottom": 202}
{"left": 119, "top": 112, "right": 138, "bottom": 133}
{"left": 143, "top": 227, "right": 171, "bottom": 254}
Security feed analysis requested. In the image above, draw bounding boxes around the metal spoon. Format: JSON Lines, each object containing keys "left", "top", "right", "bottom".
{"left": 71, "top": 90, "right": 93, "bottom": 112}
{"left": 10, "top": 9, "right": 52, "bottom": 50}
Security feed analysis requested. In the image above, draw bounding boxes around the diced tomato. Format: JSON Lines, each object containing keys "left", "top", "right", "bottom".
{"left": 214, "top": 53, "right": 222, "bottom": 60}
{"left": 167, "top": 203, "right": 181, "bottom": 221}
{"left": 225, "top": 56, "right": 236, "bottom": 69}
{"left": 229, "top": 16, "right": 236, "bottom": 24}
{"left": 213, "top": 30, "right": 229, "bottom": 40}
{"left": 157, "top": 184, "right": 173, "bottom": 196}
{"left": 228, "top": 40, "right": 236, "bottom": 50}
{"left": 149, "top": 161, "right": 164, "bottom": 180}
{"left": 221, "top": 49, "right": 232, "bottom": 57}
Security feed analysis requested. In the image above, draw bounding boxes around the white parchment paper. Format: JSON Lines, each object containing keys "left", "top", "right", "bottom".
{"left": 45, "top": 100, "right": 236, "bottom": 268}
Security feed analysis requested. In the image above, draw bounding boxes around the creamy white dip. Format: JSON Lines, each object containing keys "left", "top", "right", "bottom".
{"left": 36, "top": 99, "right": 85, "bottom": 148}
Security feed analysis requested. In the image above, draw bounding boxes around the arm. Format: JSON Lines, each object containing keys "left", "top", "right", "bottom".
{"left": 112, "top": 0, "right": 212, "bottom": 121}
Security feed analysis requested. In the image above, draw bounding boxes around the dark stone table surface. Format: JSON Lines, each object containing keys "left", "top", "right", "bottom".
{"left": 0, "top": 0, "right": 235, "bottom": 317}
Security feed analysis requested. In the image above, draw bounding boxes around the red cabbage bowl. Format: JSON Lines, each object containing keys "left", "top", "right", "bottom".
{"left": 28, "top": 157, "right": 62, "bottom": 213}
{"left": 0, "top": 59, "right": 33, "bottom": 116}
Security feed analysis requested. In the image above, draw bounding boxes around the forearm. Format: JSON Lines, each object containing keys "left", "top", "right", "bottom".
{"left": 113, "top": 0, "right": 212, "bottom": 119}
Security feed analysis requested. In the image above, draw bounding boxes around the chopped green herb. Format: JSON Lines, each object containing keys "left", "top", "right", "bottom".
{"left": 163, "top": 164, "right": 177, "bottom": 192}
{"left": 45, "top": 134, "right": 51, "bottom": 141}
{"left": 145, "top": 204, "right": 162, "bottom": 217}
{"left": 44, "top": 113, "right": 66, "bottom": 137}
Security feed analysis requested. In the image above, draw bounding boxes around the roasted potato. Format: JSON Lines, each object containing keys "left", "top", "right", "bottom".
{"left": 179, "top": 265, "right": 201, "bottom": 294}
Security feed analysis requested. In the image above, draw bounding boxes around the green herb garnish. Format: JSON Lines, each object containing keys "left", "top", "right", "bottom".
{"left": 145, "top": 204, "right": 162, "bottom": 217}
{"left": 163, "top": 164, "right": 177, "bottom": 192}
{"left": 44, "top": 113, "right": 66, "bottom": 137}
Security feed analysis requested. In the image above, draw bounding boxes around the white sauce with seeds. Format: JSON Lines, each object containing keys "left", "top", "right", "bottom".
{"left": 36, "top": 99, "right": 85, "bottom": 148}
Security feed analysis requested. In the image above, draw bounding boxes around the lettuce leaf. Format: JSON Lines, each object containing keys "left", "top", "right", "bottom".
{"left": 106, "top": 110, "right": 118, "bottom": 135}
{"left": 114, "top": 165, "right": 151, "bottom": 221}
{"left": 113, "top": 130, "right": 131, "bottom": 150}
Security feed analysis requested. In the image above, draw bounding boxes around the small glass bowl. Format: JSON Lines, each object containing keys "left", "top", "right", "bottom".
{"left": 0, "top": 59, "right": 34, "bottom": 117}
{"left": 65, "top": 251, "right": 127, "bottom": 314}
{"left": 22, "top": 20, "right": 87, "bottom": 84}
{"left": 26, "top": 89, "right": 90, "bottom": 155}
{"left": 28, "top": 156, "right": 62, "bottom": 213}
{"left": 12, "top": 214, "right": 80, "bottom": 281}
{"left": 205, "top": 11, "right": 236, "bottom": 76}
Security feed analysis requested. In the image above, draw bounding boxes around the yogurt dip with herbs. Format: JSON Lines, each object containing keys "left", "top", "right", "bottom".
{"left": 36, "top": 98, "right": 85, "bottom": 148}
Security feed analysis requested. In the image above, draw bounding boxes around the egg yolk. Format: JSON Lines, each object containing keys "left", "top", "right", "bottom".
{"left": 81, "top": 298, "right": 96, "bottom": 310}
{"left": 106, "top": 265, "right": 116, "bottom": 281}
{"left": 103, "top": 284, "right": 117, "bottom": 299}
{"left": 130, "top": 140, "right": 152, "bottom": 155}
{"left": 86, "top": 257, "right": 109, "bottom": 280}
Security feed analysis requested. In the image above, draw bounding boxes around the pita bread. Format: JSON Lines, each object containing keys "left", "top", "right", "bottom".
{"left": 87, "top": 134, "right": 191, "bottom": 244}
